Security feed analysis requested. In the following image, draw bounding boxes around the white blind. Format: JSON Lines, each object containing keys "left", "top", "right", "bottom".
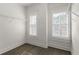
{"left": 29, "top": 16, "right": 37, "bottom": 36}
{"left": 52, "top": 12, "right": 69, "bottom": 38}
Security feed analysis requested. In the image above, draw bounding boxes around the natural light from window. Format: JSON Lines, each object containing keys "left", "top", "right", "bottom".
{"left": 52, "top": 12, "right": 69, "bottom": 38}
{"left": 29, "top": 15, "right": 37, "bottom": 36}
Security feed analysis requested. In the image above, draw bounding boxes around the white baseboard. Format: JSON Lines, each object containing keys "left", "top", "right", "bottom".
{"left": 0, "top": 40, "right": 25, "bottom": 54}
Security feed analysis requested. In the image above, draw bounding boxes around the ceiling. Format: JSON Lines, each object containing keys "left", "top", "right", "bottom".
{"left": 18, "top": 3, "right": 32, "bottom": 7}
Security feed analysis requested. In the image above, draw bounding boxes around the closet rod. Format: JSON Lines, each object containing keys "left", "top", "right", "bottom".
{"left": 0, "top": 14, "right": 25, "bottom": 20}
{"left": 72, "top": 12, "right": 79, "bottom": 17}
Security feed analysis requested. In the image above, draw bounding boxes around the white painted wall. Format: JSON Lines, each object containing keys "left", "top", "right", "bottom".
{"left": 24, "top": 3, "right": 71, "bottom": 51}
{"left": 0, "top": 3, "right": 25, "bottom": 19}
{"left": 0, "top": 3, "right": 25, "bottom": 54}
{"left": 24, "top": 4, "right": 47, "bottom": 48}
{"left": 0, "top": 3, "right": 72, "bottom": 54}
{"left": 48, "top": 3, "right": 71, "bottom": 51}
{"left": 72, "top": 3, "right": 79, "bottom": 55}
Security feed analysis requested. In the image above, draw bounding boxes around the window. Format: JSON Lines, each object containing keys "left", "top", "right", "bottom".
{"left": 29, "top": 15, "right": 37, "bottom": 36}
{"left": 52, "top": 12, "right": 69, "bottom": 38}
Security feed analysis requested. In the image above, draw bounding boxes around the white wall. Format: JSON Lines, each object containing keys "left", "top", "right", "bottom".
{"left": 0, "top": 3, "right": 25, "bottom": 54}
{"left": 24, "top": 4, "right": 48, "bottom": 48}
{"left": 0, "top": 3, "right": 72, "bottom": 54}
{"left": 0, "top": 3, "right": 25, "bottom": 19}
{"left": 24, "top": 3, "right": 71, "bottom": 51}
{"left": 72, "top": 3, "right": 79, "bottom": 55}
{"left": 48, "top": 3, "right": 71, "bottom": 51}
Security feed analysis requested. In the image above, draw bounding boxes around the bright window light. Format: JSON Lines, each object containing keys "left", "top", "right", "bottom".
{"left": 29, "top": 15, "right": 37, "bottom": 36}
{"left": 52, "top": 12, "right": 69, "bottom": 38}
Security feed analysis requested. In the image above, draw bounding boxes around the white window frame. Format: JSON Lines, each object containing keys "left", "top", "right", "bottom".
{"left": 29, "top": 15, "right": 37, "bottom": 36}
{"left": 52, "top": 12, "right": 69, "bottom": 38}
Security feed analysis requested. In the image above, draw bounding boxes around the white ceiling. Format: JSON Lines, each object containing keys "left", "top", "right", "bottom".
{"left": 18, "top": 3, "right": 69, "bottom": 7}
{"left": 18, "top": 3, "right": 32, "bottom": 7}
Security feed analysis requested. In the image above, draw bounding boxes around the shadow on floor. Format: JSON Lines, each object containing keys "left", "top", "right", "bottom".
{"left": 2, "top": 44, "right": 71, "bottom": 55}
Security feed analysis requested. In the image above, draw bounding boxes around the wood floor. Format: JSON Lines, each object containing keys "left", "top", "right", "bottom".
{"left": 2, "top": 44, "right": 71, "bottom": 55}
